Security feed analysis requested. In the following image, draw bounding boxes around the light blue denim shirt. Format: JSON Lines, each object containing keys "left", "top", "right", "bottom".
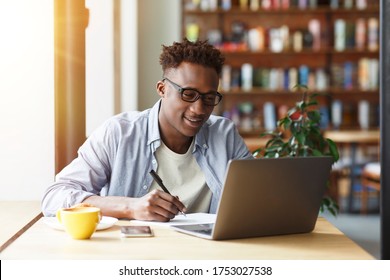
{"left": 41, "top": 100, "right": 253, "bottom": 216}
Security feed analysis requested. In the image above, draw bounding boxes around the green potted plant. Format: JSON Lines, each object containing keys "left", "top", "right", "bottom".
{"left": 253, "top": 86, "right": 340, "bottom": 216}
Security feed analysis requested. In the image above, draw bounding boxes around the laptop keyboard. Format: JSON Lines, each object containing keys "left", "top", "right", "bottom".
{"left": 192, "top": 223, "right": 213, "bottom": 235}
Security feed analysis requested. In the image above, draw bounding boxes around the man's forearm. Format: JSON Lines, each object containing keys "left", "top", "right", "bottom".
{"left": 83, "top": 195, "right": 135, "bottom": 219}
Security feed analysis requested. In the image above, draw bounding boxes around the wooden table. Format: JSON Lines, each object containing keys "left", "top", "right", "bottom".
{"left": 0, "top": 201, "right": 42, "bottom": 252}
{"left": 324, "top": 130, "right": 380, "bottom": 213}
{"left": 0, "top": 215, "right": 374, "bottom": 260}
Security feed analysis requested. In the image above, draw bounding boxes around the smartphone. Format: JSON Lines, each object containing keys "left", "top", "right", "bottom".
{"left": 120, "top": 226, "right": 153, "bottom": 237}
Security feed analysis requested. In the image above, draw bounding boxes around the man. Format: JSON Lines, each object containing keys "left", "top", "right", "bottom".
{"left": 42, "top": 39, "right": 253, "bottom": 221}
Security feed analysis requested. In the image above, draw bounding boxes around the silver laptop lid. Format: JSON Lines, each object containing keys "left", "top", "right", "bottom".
{"left": 211, "top": 156, "right": 333, "bottom": 240}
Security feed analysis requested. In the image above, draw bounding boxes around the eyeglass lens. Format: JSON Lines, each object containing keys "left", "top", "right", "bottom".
{"left": 181, "top": 89, "right": 220, "bottom": 105}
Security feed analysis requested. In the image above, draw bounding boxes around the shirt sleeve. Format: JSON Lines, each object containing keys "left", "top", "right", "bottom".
{"left": 232, "top": 125, "right": 254, "bottom": 160}
{"left": 41, "top": 120, "right": 117, "bottom": 216}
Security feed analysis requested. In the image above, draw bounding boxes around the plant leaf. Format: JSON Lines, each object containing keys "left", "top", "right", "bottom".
{"left": 256, "top": 87, "right": 340, "bottom": 216}
{"left": 326, "top": 138, "right": 340, "bottom": 162}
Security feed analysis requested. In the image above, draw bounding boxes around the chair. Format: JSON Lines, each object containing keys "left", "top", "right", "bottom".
{"left": 360, "top": 162, "right": 381, "bottom": 214}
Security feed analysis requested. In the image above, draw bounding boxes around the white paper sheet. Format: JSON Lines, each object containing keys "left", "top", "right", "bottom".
{"left": 130, "top": 213, "right": 216, "bottom": 228}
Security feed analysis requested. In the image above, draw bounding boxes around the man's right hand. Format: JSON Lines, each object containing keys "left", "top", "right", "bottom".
{"left": 83, "top": 190, "right": 187, "bottom": 222}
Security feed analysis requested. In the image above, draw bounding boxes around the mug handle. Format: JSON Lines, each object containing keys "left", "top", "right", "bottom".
{"left": 56, "top": 208, "right": 64, "bottom": 224}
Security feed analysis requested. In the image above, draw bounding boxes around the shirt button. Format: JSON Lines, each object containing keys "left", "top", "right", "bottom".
{"left": 203, "top": 144, "right": 207, "bottom": 148}
{"left": 152, "top": 160, "right": 156, "bottom": 164}
{"left": 143, "top": 185, "right": 148, "bottom": 190}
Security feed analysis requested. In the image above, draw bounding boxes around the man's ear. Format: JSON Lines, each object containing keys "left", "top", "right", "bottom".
{"left": 156, "top": 80, "right": 165, "bottom": 98}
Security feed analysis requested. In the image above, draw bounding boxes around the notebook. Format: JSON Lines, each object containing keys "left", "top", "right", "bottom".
{"left": 171, "top": 156, "right": 333, "bottom": 240}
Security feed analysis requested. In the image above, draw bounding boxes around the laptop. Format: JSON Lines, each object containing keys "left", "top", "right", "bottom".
{"left": 171, "top": 156, "right": 333, "bottom": 240}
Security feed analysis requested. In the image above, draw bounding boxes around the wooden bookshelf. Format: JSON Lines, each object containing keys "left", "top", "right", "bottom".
{"left": 182, "top": 0, "right": 380, "bottom": 138}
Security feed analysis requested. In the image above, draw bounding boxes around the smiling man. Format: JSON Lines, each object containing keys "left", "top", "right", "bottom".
{"left": 42, "top": 39, "right": 253, "bottom": 221}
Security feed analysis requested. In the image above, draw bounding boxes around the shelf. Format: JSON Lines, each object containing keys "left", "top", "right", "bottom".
{"left": 221, "top": 49, "right": 329, "bottom": 55}
{"left": 222, "top": 88, "right": 378, "bottom": 96}
{"left": 329, "top": 6, "right": 379, "bottom": 15}
{"left": 184, "top": 6, "right": 379, "bottom": 16}
{"left": 222, "top": 89, "right": 323, "bottom": 95}
{"left": 182, "top": 0, "right": 380, "bottom": 134}
{"left": 221, "top": 49, "right": 379, "bottom": 55}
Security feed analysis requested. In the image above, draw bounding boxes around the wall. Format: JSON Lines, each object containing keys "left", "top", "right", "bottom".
{"left": 86, "top": 0, "right": 115, "bottom": 136}
{"left": 86, "top": 0, "right": 180, "bottom": 131}
{"left": 137, "top": 0, "right": 181, "bottom": 110}
{"left": 0, "top": 1, "right": 55, "bottom": 200}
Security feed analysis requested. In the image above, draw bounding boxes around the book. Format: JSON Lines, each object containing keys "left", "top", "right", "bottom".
{"left": 253, "top": 68, "right": 263, "bottom": 87}
{"left": 262, "top": 0, "right": 272, "bottom": 10}
{"left": 368, "top": 18, "right": 379, "bottom": 51}
{"left": 308, "top": 71, "right": 316, "bottom": 90}
{"left": 269, "top": 28, "right": 283, "bottom": 53}
{"left": 221, "top": 65, "right": 232, "bottom": 92}
{"left": 271, "top": 0, "right": 280, "bottom": 9}
{"left": 298, "top": 0, "right": 307, "bottom": 9}
{"left": 221, "top": 0, "right": 232, "bottom": 10}
{"left": 263, "top": 102, "right": 276, "bottom": 131}
{"left": 248, "top": 27, "right": 265, "bottom": 51}
{"left": 344, "top": 62, "right": 354, "bottom": 90}
{"left": 356, "top": 0, "right": 367, "bottom": 10}
{"left": 331, "top": 100, "right": 343, "bottom": 129}
{"left": 345, "top": 21, "right": 356, "bottom": 49}
{"left": 249, "top": 0, "right": 260, "bottom": 11}
{"left": 284, "top": 69, "right": 290, "bottom": 90}
{"left": 368, "top": 58, "right": 379, "bottom": 90}
{"left": 280, "top": 25, "right": 290, "bottom": 51}
{"left": 299, "top": 65, "right": 310, "bottom": 87}
{"left": 330, "top": 0, "right": 339, "bottom": 9}
{"left": 281, "top": 0, "right": 290, "bottom": 9}
{"left": 293, "top": 31, "right": 303, "bottom": 52}
{"left": 355, "top": 18, "right": 366, "bottom": 50}
{"left": 302, "top": 30, "right": 314, "bottom": 48}
{"left": 319, "top": 106, "right": 330, "bottom": 129}
{"left": 241, "top": 63, "right": 253, "bottom": 91}
{"left": 231, "top": 68, "right": 241, "bottom": 90}
{"left": 358, "top": 100, "right": 370, "bottom": 130}
{"left": 209, "top": 0, "right": 218, "bottom": 10}
{"left": 239, "top": 0, "right": 249, "bottom": 10}
{"left": 369, "top": 103, "right": 380, "bottom": 127}
{"left": 308, "top": 19, "right": 321, "bottom": 51}
{"left": 344, "top": 0, "right": 353, "bottom": 9}
{"left": 341, "top": 102, "right": 355, "bottom": 128}
{"left": 288, "top": 67, "right": 298, "bottom": 90}
{"left": 186, "top": 23, "right": 199, "bottom": 42}
{"left": 315, "top": 68, "right": 327, "bottom": 90}
{"left": 334, "top": 19, "right": 346, "bottom": 51}
{"left": 309, "top": 0, "right": 317, "bottom": 8}
{"left": 277, "top": 68, "right": 285, "bottom": 90}
{"left": 207, "top": 29, "right": 222, "bottom": 46}
{"left": 269, "top": 68, "right": 279, "bottom": 90}
{"left": 319, "top": 106, "right": 329, "bottom": 129}
{"left": 358, "top": 58, "right": 369, "bottom": 90}
{"left": 261, "top": 68, "right": 270, "bottom": 89}
{"left": 331, "top": 64, "right": 344, "bottom": 88}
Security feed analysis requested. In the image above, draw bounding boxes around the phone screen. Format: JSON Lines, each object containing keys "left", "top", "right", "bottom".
{"left": 120, "top": 226, "right": 153, "bottom": 237}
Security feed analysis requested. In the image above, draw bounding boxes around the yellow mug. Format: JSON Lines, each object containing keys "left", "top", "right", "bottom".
{"left": 56, "top": 206, "right": 101, "bottom": 239}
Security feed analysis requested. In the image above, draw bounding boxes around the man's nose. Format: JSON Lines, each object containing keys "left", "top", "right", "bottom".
{"left": 189, "top": 97, "right": 207, "bottom": 113}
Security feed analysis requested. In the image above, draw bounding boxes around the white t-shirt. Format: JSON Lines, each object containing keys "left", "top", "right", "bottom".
{"left": 150, "top": 140, "right": 212, "bottom": 213}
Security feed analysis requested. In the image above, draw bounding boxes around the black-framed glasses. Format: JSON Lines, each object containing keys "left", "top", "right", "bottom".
{"left": 163, "top": 77, "right": 223, "bottom": 106}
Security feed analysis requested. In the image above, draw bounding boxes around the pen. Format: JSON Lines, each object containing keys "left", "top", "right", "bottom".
{"left": 149, "top": 170, "right": 186, "bottom": 217}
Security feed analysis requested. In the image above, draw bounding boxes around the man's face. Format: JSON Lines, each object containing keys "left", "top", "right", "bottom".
{"left": 156, "top": 62, "right": 219, "bottom": 142}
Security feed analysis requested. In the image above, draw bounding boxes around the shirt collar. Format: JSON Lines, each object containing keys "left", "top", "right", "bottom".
{"left": 147, "top": 99, "right": 210, "bottom": 153}
{"left": 147, "top": 100, "right": 162, "bottom": 147}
